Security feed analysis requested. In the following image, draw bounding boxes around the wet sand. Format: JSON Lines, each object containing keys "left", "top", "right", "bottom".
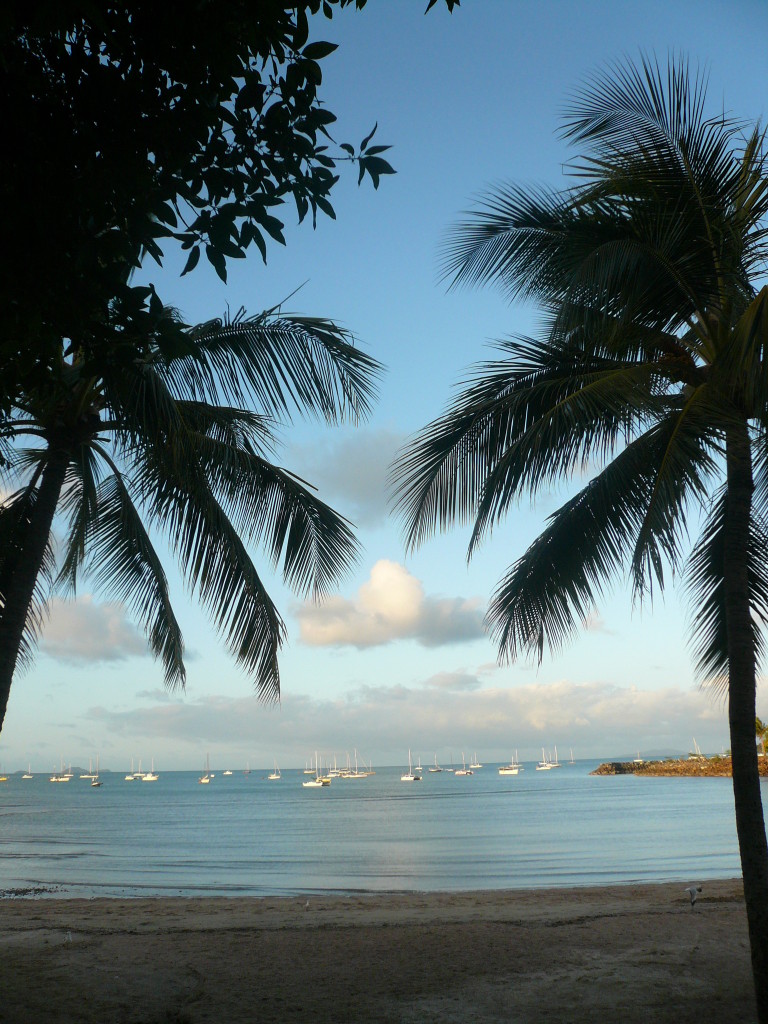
{"left": 0, "top": 879, "right": 755, "bottom": 1023}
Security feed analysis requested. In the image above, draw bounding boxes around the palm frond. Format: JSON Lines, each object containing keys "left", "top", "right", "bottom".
{"left": 563, "top": 54, "right": 717, "bottom": 160}
{"left": 174, "top": 402, "right": 279, "bottom": 456}
{"left": 466, "top": 361, "right": 668, "bottom": 556}
{"left": 486, "top": 418, "right": 712, "bottom": 663}
{"left": 0, "top": 487, "right": 56, "bottom": 672}
{"left": 442, "top": 180, "right": 720, "bottom": 339}
{"left": 444, "top": 57, "right": 767, "bottom": 356}
{"left": 56, "top": 444, "right": 102, "bottom": 590}
{"left": 172, "top": 408, "right": 361, "bottom": 599}
{"left": 392, "top": 334, "right": 666, "bottom": 554}
{"left": 440, "top": 183, "right": 575, "bottom": 302}
{"left": 163, "top": 310, "right": 382, "bottom": 425}
{"left": 684, "top": 489, "right": 768, "bottom": 691}
{"left": 0, "top": 431, "right": 16, "bottom": 480}
{"left": 630, "top": 386, "right": 722, "bottom": 599}
{"left": 76, "top": 465, "right": 186, "bottom": 689}
{"left": 102, "top": 357, "right": 185, "bottom": 452}
{"left": 134, "top": 451, "right": 286, "bottom": 700}
{"left": 718, "top": 286, "right": 768, "bottom": 416}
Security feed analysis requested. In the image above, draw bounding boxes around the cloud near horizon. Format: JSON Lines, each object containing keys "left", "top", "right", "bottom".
{"left": 82, "top": 675, "right": 731, "bottom": 767}
{"left": 295, "top": 560, "right": 485, "bottom": 649}
{"left": 40, "top": 596, "right": 147, "bottom": 664}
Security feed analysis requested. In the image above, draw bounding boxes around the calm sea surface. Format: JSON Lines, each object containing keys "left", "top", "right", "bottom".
{"left": 0, "top": 761, "right": 759, "bottom": 897}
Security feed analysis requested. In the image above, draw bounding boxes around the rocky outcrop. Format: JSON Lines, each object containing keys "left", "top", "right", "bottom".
{"left": 591, "top": 756, "right": 768, "bottom": 777}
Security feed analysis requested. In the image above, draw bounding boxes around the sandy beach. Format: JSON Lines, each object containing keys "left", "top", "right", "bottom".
{"left": 0, "top": 878, "right": 756, "bottom": 1023}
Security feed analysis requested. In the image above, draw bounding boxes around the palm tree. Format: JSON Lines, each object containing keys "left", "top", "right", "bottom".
{"left": 392, "top": 57, "right": 768, "bottom": 1018}
{"left": 0, "top": 304, "right": 380, "bottom": 733}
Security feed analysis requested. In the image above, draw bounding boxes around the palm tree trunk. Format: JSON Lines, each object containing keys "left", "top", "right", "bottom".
{"left": 724, "top": 422, "right": 768, "bottom": 1022}
{"left": 0, "top": 449, "right": 68, "bottom": 734}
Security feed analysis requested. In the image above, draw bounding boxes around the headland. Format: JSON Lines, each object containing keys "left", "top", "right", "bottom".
{"left": 591, "top": 755, "right": 768, "bottom": 777}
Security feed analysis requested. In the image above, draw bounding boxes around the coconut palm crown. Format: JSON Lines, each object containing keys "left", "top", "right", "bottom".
{"left": 0, "top": 303, "right": 380, "bottom": 732}
{"left": 391, "top": 56, "right": 768, "bottom": 1018}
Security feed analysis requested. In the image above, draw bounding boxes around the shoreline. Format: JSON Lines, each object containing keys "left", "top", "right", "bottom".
{"left": 0, "top": 871, "right": 745, "bottom": 902}
{"left": 1, "top": 878, "right": 755, "bottom": 1023}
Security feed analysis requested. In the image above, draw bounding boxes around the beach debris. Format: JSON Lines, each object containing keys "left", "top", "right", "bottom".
{"left": 684, "top": 884, "right": 702, "bottom": 908}
{"left": 64, "top": 930, "right": 73, "bottom": 944}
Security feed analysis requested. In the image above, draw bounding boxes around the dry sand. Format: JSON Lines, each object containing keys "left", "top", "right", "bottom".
{"left": 0, "top": 879, "right": 756, "bottom": 1024}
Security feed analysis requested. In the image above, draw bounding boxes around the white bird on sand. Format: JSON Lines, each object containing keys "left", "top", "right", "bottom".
{"left": 684, "top": 884, "right": 702, "bottom": 908}
{"left": 304, "top": 900, "right": 310, "bottom": 910}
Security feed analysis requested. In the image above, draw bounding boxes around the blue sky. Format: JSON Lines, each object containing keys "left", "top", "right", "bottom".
{"left": 3, "top": 0, "right": 768, "bottom": 772}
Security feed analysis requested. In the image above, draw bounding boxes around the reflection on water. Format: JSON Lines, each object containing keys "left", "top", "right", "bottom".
{"left": 0, "top": 762, "right": 753, "bottom": 897}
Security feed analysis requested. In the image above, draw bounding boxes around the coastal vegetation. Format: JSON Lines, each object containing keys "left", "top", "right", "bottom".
{"left": 393, "top": 56, "right": 768, "bottom": 1019}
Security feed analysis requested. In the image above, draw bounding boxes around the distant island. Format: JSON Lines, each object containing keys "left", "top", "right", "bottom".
{"left": 592, "top": 756, "right": 768, "bottom": 777}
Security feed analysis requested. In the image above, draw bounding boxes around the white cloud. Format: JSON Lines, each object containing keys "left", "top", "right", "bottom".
{"left": 40, "top": 596, "right": 147, "bottom": 663}
{"left": 295, "top": 559, "right": 485, "bottom": 648}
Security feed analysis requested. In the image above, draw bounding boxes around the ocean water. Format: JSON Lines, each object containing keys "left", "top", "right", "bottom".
{"left": 0, "top": 761, "right": 757, "bottom": 898}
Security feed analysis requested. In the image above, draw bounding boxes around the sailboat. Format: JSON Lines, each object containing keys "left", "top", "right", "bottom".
{"left": 689, "top": 738, "right": 706, "bottom": 760}
{"left": 499, "top": 750, "right": 521, "bottom": 775}
{"left": 302, "top": 752, "right": 329, "bottom": 787}
{"left": 401, "top": 749, "right": 421, "bottom": 782}
{"left": 536, "top": 748, "right": 552, "bottom": 771}
{"left": 428, "top": 754, "right": 443, "bottom": 773}
{"left": 469, "top": 752, "right": 483, "bottom": 769}
{"left": 142, "top": 758, "right": 159, "bottom": 781}
{"left": 22, "top": 764, "right": 33, "bottom": 779}
{"left": 198, "top": 754, "right": 212, "bottom": 784}
{"left": 454, "top": 752, "right": 473, "bottom": 776}
{"left": 50, "top": 759, "right": 70, "bottom": 782}
{"left": 569, "top": 748, "right": 576, "bottom": 765}
{"left": 91, "top": 755, "right": 103, "bottom": 787}
{"left": 342, "top": 749, "right": 367, "bottom": 779}
{"left": 268, "top": 760, "right": 281, "bottom": 780}
{"left": 80, "top": 757, "right": 98, "bottom": 780}
{"left": 243, "top": 762, "right": 252, "bottom": 775}
{"left": 550, "top": 745, "right": 562, "bottom": 768}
